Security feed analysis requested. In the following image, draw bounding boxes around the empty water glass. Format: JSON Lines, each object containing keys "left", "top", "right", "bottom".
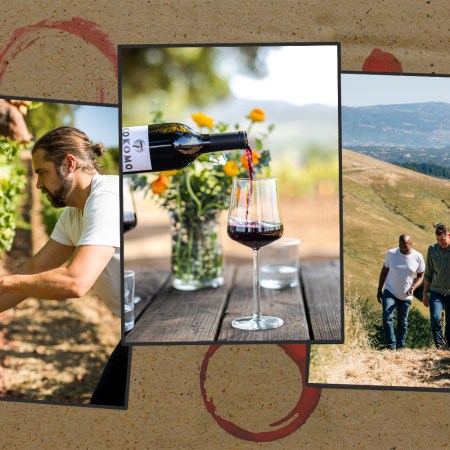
{"left": 124, "top": 270, "right": 135, "bottom": 332}
{"left": 260, "top": 237, "right": 301, "bottom": 289}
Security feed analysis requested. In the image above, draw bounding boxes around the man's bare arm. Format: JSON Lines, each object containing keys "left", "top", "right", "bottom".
{"left": 411, "top": 271, "right": 424, "bottom": 292}
{"left": 377, "top": 266, "right": 389, "bottom": 303}
{"left": 0, "top": 239, "right": 75, "bottom": 312}
{"left": 0, "top": 245, "right": 115, "bottom": 304}
{"left": 422, "top": 279, "right": 431, "bottom": 308}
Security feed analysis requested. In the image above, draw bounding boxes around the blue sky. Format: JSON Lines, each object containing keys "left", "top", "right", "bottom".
{"left": 73, "top": 104, "right": 118, "bottom": 148}
{"left": 342, "top": 73, "right": 450, "bottom": 107}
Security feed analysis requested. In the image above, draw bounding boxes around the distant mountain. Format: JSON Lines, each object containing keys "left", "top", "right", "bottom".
{"left": 204, "top": 98, "right": 338, "bottom": 158}
{"left": 343, "top": 149, "right": 450, "bottom": 304}
{"left": 342, "top": 102, "right": 450, "bottom": 148}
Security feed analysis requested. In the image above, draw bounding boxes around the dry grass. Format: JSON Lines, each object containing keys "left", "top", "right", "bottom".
{"left": 309, "top": 285, "right": 450, "bottom": 389}
{"left": 309, "top": 346, "right": 450, "bottom": 389}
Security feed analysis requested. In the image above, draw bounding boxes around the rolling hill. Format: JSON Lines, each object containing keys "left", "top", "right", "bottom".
{"left": 343, "top": 149, "right": 450, "bottom": 311}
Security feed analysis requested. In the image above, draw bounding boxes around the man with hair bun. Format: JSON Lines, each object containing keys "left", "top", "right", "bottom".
{"left": 422, "top": 223, "right": 450, "bottom": 350}
{"left": 377, "top": 234, "right": 425, "bottom": 350}
{"left": 0, "top": 126, "right": 127, "bottom": 406}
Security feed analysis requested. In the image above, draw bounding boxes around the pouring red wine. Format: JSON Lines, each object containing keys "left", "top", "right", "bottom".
{"left": 122, "top": 123, "right": 248, "bottom": 174}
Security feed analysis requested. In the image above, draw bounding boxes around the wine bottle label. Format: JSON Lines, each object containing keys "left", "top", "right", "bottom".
{"left": 122, "top": 126, "right": 152, "bottom": 172}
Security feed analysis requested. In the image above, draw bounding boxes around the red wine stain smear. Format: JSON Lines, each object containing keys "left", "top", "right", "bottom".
{"left": 199, "top": 344, "right": 321, "bottom": 442}
{"left": 0, "top": 17, "right": 117, "bottom": 102}
{"left": 362, "top": 48, "right": 403, "bottom": 73}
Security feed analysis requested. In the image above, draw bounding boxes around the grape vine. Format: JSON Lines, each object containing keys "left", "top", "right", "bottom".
{"left": 0, "top": 138, "right": 27, "bottom": 255}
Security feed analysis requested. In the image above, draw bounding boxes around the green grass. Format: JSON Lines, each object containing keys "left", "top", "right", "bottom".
{"left": 343, "top": 149, "right": 450, "bottom": 317}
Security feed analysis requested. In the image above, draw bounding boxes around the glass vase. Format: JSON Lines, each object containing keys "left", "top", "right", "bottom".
{"left": 169, "top": 209, "right": 224, "bottom": 291}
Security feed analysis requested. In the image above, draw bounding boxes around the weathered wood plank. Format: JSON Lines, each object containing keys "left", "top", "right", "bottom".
{"left": 218, "top": 265, "right": 310, "bottom": 342}
{"left": 125, "top": 266, "right": 235, "bottom": 343}
{"left": 132, "top": 269, "right": 171, "bottom": 320}
{"left": 300, "top": 259, "right": 342, "bottom": 341}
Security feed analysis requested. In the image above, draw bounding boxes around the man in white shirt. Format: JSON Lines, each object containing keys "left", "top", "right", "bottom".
{"left": 377, "top": 234, "right": 425, "bottom": 350}
{"left": 0, "top": 127, "right": 127, "bottom": 406}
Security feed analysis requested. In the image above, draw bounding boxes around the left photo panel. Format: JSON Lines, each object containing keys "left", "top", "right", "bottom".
{"left": 0, "top": 98, "right": 130, "bottom": 408}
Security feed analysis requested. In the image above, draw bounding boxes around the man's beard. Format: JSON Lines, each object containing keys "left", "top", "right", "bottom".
{"left": 43, "top": 168, "right": 73, "bottom": 208}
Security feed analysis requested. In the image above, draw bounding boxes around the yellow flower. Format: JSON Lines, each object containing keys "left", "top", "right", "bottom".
{"left": 249, "top": 108, "right": 265, "bottom": 122}
{"left": 160, "top": 170, "right": 178, "bottom": 176}
{"left": 191, "top": 112, "right": 214, "bottom": 129}
{"left": 241, "top": 150, "right": 261, "bottom": 169}
{"left": 151, "top": 175, "right": 170, "bottom": 194}
{"left": 224, "top": 160, "right": 239, "bottom": 177}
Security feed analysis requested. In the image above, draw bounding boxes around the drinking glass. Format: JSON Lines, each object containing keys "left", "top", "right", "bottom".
{"left": 227, "top": 178, "right": 284, "bottom": 330}
{"left": 124, "top": 269, "right": 135, "bottom": 332}
{"left": 123, "top": 176, "right": 141, "bottom": 304}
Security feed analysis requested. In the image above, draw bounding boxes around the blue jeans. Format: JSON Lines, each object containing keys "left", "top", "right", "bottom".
{"left": 429, "top": 291, "right": 450, "bottom": 349}
{"left": 382, "top": 289, "right": 412, "bottom": 349}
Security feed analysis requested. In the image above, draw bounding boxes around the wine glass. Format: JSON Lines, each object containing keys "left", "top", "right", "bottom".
{"left": 123, "top": 176, "right": 141, "bottom": 304}
{"left": 227, "top": 178, "right": 284, "bottom": 330}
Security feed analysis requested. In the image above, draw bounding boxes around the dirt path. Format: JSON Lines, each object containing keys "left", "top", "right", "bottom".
{"left": 0, "top": 154, "right": 120, "bottom": 404}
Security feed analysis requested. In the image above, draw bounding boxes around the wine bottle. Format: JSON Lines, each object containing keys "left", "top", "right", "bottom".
{"left": 122, "top": 123, "right": 248, "bottom": 174}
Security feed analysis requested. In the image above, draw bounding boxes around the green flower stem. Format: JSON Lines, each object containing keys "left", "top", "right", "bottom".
{"left": 201, "top": 202, "right": 224, "bottom": 211}
{"left": 186, "top": 172, "right": 203, "bottom": 216}
{"left": 175, "top": 183, "right": 183, "bottom": 261}
{"left": 186, "top": 227, "right": 193, "bottom": 277}
{"left": 247, "top": 121, "right": 255, "bottom": 136}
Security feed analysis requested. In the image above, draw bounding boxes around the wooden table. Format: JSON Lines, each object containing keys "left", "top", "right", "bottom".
{"left": 125, "top": 260, "right": 342, "bottom": 344}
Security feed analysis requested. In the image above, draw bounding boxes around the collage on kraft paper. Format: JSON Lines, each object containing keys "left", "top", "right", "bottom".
{"left": 0, "top": 2, "right": 449, "bottom": 449}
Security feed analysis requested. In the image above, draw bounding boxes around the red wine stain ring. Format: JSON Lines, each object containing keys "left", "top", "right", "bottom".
{"left": 199, "top": 344, "right": 321, "bottom": 442}
{"left": 0, "top": 17, "right": 117, "bottom": 102}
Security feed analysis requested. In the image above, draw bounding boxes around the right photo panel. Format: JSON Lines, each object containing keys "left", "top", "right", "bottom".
{"left": 309, "top": 72, "right": 450, "bottom": 389}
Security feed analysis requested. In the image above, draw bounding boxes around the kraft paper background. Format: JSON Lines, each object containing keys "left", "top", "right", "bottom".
{"left": 1, "top": 1, "right": 450, "bottom": 448}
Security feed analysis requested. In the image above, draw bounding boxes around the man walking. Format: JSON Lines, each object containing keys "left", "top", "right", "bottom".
{"left": 377, "top": 234, "right": 425, "bottom": 350}
{"left": 422, "top": 224, "right": 450, "bottom": 349}
{"left": 0, "top": 126, "right": 127, "bottom": 406}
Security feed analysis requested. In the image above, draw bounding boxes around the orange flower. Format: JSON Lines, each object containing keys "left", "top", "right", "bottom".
{"left": 191, "top": 112, "right": 214, "bottom": 129}
{"left": 240, "top": 150, "right": 261, "bottom": 169}
{"left": 249, "top": 108, "right": 265, "bottom": 122}
{"left": 151, "top": 175, "right": 170, "bottom": 194}
{"left": 224, "top": 160, "right": 239, "bottom": 177}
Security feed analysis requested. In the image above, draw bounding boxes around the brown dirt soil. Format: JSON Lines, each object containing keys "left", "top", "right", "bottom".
{"left": 0, "top": 155, "right": 120, "bottom": 405}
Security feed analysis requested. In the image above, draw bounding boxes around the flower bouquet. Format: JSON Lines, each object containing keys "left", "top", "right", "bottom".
{"left": 132, "top": 108, "right": 274, "bottom": 290}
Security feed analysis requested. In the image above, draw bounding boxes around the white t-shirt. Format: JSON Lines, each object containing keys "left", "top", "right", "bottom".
{"left": 384, "top": 247, "right": 425, "bottom": 300}
{"left": 50, "top": 173, "right": 121, "bottom": 317}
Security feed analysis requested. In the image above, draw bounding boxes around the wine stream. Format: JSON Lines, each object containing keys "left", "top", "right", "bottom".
{"left": 245, "top": 145, "right": 254, "bottom": 222}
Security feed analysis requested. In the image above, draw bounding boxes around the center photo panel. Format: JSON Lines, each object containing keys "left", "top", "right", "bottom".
{"left": 119, "top": 43, "right": 342, "bottom": 345}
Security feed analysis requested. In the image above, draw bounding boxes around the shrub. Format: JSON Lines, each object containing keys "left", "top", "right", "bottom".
{"left": 0, "top": 139, "right": 27, "bottom": 255}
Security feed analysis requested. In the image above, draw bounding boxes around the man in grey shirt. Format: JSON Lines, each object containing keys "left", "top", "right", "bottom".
{"left": 422, "top": 224, "right": 450, "bottom": 349}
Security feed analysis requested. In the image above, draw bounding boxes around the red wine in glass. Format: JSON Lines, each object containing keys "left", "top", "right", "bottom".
{"left": 123, "top": 177, "right": 138, "bottom": 233}
{"left": 123, "top": 211, "right": 137, "bottom": 233}
{"left": 227, "top": 220, "right": 283, "bottom": 251}
{"left": 227, "top": 178, "right": 284, "bottom": 331}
